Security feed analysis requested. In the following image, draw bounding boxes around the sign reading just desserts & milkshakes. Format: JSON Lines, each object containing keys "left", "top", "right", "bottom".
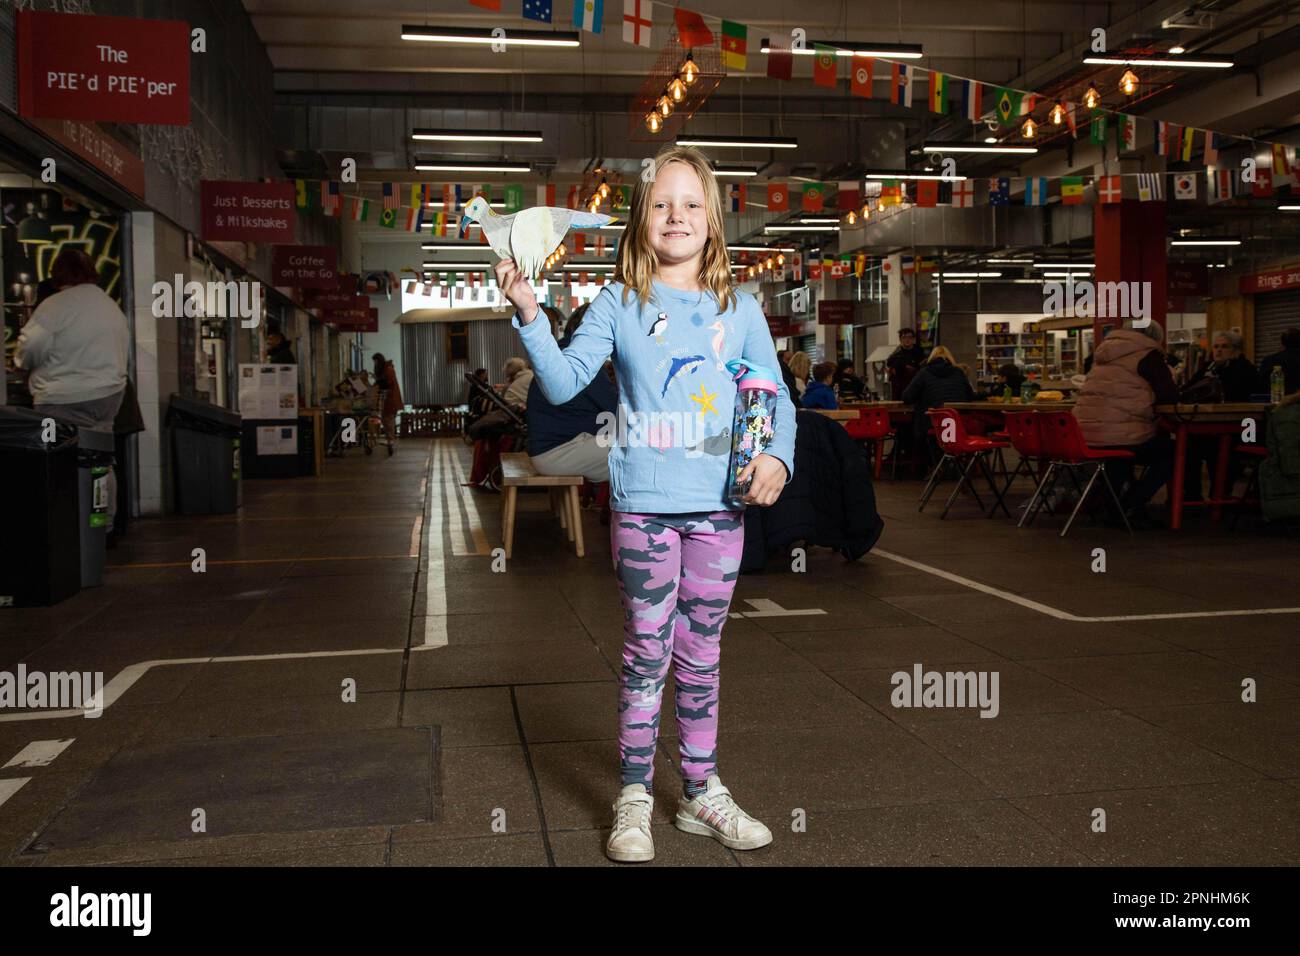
{"left": 200, "top": 181, "right": 297, "bottom": 243}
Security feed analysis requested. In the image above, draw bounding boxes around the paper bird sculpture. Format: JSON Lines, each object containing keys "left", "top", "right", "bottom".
{"left": 459, "top": 196, "right": 616, "bottom": 279}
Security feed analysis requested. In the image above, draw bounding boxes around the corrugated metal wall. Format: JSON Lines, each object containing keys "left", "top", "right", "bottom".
{"left": 402, "top": 319, "right": 533, "bottom": 406}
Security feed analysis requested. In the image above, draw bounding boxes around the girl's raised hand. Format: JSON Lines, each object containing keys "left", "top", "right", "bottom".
{"left": 493, "top": 258, "right": 539, "bottom": 324}
{"left": 737, "top": 453, "right": 787, "bottom": 507}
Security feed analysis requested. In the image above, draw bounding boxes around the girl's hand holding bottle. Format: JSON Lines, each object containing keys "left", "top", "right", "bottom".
{"left": 493, "top": 258, "right": 540, "bottom": 325}
{"left": 736, "top": 453, "right": 787, "bottom": 507}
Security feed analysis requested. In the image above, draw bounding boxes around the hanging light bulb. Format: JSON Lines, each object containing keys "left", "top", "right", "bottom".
{"left": 1119, "top": 69, "right": 1139, "bottom": 96}
{"left": 777, "top": 253, "right": 786, "bottom": 266}
{"left": 1021, "top": 117, "right": 1037, "bottom": 140}
{"left": 1050, "top": 102, "right": 1065, "bottom": 125}
{"left": 877, "top": 198, "right": 886, "bottom": 211}
{"left": 657, "top": 95, "right": 673, "bottom": 118}
{"left": 558, "top": 244, "right": 567, "bottom": 257}
{"left": 860, "top": 203, "right": 871, "bottom": 220}
{"left": 668, "top": 76, "right": 687, "bottom": 102}
{"left": 646, "top": 112, "right": 662, "bottom": 133}
{"left": 599, "top": 182, "right": 610, "bottom": 199}
{"left": 846, "top": 210, "right": 858, "bottom": 225}
{"left": 680, "top": 53, "right": 698, "bottom": 86}
{"left": 1083, "top": 84, "right": 1100, "bottom": 109}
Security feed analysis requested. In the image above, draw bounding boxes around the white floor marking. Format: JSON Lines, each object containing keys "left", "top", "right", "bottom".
{"left": 423, "top": 442, "right": 449, "bottom": 646}
{"left": 441, "top": 443, "right": 470, "bottom": 556}
{"left": 873, "top": 548, "right": 1300, "bottom": 622}
{"left": 0, "top": 778, "right": 31, "bottom": 809}
{"left": 4, "top": 739, "right": 75, "bottom": 768}
{"left": 730, "top": 598, "right": 828, "bottom": 619}
{"left": 409, "top": 514, "right": 424, "bottom": 557}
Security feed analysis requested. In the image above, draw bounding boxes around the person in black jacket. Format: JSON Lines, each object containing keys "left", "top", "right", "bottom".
{"left": 1259, "top": 327, "right": 1300, "bottom": 396}
{"left": 777, "top": 351, "right": 803, "bottom": 409}
{"left": 901, "top": 346, "right": 975, "bottom": 463}
{"left": 1184, "top": 329, "right": 1261, "bottom": 501}
{"left": 832, "top": 358, "right": 866, "bottom": 402}
{"left": 266, "top": 330, "right": 295, "bottom": 365}
{"left": 886, "top": 328, "right": 927, "bottom": 400}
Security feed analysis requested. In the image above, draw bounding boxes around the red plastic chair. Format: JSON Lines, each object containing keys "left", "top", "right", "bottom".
{"left": 999, "top": 411, "right": 1053, "bottom": 514}
{"left": 919, "top": 408, "right": 1012, "bottom": 519}
{"left": 844, "top": 407, "right": 894, "bottom": 479}
{"left": 1024, "top": 412, "right": 1135, "bottom": 536}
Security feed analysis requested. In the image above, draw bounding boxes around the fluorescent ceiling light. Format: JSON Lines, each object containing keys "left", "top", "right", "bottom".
{"left": 728, "top": 244, "right": 797, "bottom": 252}
{"left": 422, "top": 242, "right": 487, "bottom": 249}
{"left": 764, "top": 225, "right": 839, "bottom": 233}
{"left": 938, "top": 272, "right": 1002, "bottom": 278}
{"left": 1033, "top": 262, "right": 1094, "bottom": 269}
{"left": 759, "top": 39, "right": 923, "bottom": 58}
{"left": 425, "top": 200, "right": 504, "bottom": 209}
{"left": 678, "top": 135, "right": 798, "bottom": 149}
{"left": 987, "top": 258, "right": 1033, "bottom": 264}
{"left": 864, "top": 172, "right": 968, "bottom": 181}
{"left": 411, "top": 129, "right": 543, "bottom": 143}
{"left": 922, "top": 142, "right": 1038, "bottom": 155}
{"left": 1277, "top": 205, "right": 1300, "bottom": 211}
{"left": 421, "top": 262, "right": 496, "bottom": 269}
{"left": 401, "top": 25, "right": 580, "bottom": 47}
{"left": 1170, "top": 238, "right": 1241, "bottom": 246}
{"left": 1082, "top": 56, "right": 1231, "bottom": 68}
{"left": 797, "top": 217, "right": 840, "bottom": 224}
{"left": 712, "top": 167, "right": 759, "bottom": 177}
{"left": 414, "top": 161, "right": 531, "bottom": 173}
{"left": 562, "top": 263, "right": 615, "bottom": 271}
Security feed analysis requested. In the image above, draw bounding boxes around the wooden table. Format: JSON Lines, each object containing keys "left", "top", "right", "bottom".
{"left": 945, "top": 401, "right": 1077, "bottom": 412}
{"left": 1155, "top": 403, "right": 1272, "bottom": 531}
{"left": 811, "top": 408, "right": 862, "bottom": 421}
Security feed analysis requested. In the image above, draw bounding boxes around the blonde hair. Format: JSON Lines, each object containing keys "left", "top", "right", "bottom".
{"left": 926, "top": 346, "right": 957, "bottom": 365}
{"left": 615, "top": 145, "right": 735, "bottom": 312}
{"left": 787, "top": 350, "right": 811, "bottom": 380}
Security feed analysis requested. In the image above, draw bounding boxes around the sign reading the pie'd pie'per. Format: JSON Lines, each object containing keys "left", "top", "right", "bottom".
{"left": 200, "top": 181, "right": 296, "bottom": 243}
{"left": 16, "top": 11, "right": 190, "bottom": 125}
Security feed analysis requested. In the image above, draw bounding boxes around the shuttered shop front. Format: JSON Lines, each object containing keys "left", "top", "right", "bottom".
{"left": 1254, "top": 289, "right": 1300, "bottom": 360}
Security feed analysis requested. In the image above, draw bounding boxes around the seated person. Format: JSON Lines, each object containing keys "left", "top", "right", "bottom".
{"left": 832, "top": 359, "right": 866, "bottom": 402}
{"left": 467, "top": 356, "right": 533, "bottom": 442}
{"left": 1259, "top": 327, "right": 1300, "bottom": 396}
{"left": 465, "top": 368, "right": 494, "bottom": 424}
{"left": 526, "top": 304, "right": 617, "bottom": 482}
{"left": 901, "top": 346, "right": 975, "bottom": 464}
{"left": 801, "top": 362, "right": 839, "bottom": 410}
{"left": 981, "top": 362, "right": 1026, "bottom": 399}
{"left": 1073, "top": 320, "right": 1178, "bottom": 527}
{"left": 1183, "top": 330, "right": 1261, "bottom": 499}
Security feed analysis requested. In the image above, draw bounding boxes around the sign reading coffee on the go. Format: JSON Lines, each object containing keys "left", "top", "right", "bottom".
{"left": 16, "top": 11, "right": 190, "bottom": 125}
{"left": 200, "top": 181, "right": 296, "bottom": 244}
{"left": 272, "top": 245, "right": 338, "bottom": 288}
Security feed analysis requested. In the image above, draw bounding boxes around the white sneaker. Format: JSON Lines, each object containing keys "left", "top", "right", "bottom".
{"left": 675, "top": 775, "right": 773, "bottom": 850}
{"left": 605, "top": 784, "right": 655, "bottom": 863}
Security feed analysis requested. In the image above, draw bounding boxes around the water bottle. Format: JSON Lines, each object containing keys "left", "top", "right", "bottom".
{"left": 1271, "top": 365, "right": 1285, "bottom": 404}
{"left": 725, "top": 360, "right": 779, "bottom": 508}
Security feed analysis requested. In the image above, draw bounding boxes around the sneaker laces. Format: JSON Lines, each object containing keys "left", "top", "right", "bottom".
{"left": 616, "top": 797, "right": 651, "bottom": 833}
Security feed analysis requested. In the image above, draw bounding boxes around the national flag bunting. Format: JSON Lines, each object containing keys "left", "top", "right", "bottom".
{"left": 1061, "top": 176, "right": 1084, "bottom": 205}
{"left": 994, "top": 87, "right": 1023, "bottom": 126}
{"left": 1174, "top": 173, "right": 1197, "bottom": 200}
{"left": 766, "top": 36, "right": 793, "bottom": 80}
{"left": 350, "top": 198, "right": 369, "bottom": 221}
{"left": 1180, "top": 127, "right": 1196, "bottom": 162}
{"left": 1253, "top": 168, "right": 1274, "bottom": 198}
{"left": 378, "top": 207, "right": 397, "bottom": 229}
{"left": 851, "top": 55, "right": 873, "bottom": 98}
{"left": 1118, "top": 114, "right": 1137, "bottom": 152}
{"left": 916, "top": 180, "right": 938, "bottom": 207}
{"left": 837, "top": 181, "right": 859, "bottom": 211}
{"left": 674, "top": 7, "right": 713, "bottom": 47}
{"left": 294, "top": 179, "right": 308, "bottom": 209}
{"left": 1155, "top": 121, "right": 1169, "bottom": 157}
{"left": 929, "top": 71, "right": 948, "bottom": 114}
{"left": 949, "top": 180, "right": 974, "bottom": 207}
{"left": 505, "top": 184, "right": 523, "bottom": 212}
{"left": 1209, "top": 167, "right": 1233, "bottom": 203}
{"left": 537, "top": 183, "right": 556, "bottom": 208}
{"left": 522, "top": 0, "right": 552, "bottom": 23}
{"left": 890, "top": 63, "right": 913, "bottom": 107}
{"left": 1137, "top": 173, "right": 1163, "bottom": 202}
{"left": 801, "top": 182, "right": 827, "bottom": 211}
{"left": 721, "top": 20, "right": 747, "bottom": 70}
{"left": 1089, "top": 112, "right": 1107, "bottom": 146}
{"left": 382, "top": 182, "right": 398, "bottom": 210}
{"left": 813, "top": 44, "right": 837, "bottom": 88}
{"left": 572, "top": 0, "right": 603, "bottom": 34}
{"left": 1025, "top": 177, "right": 1048, "bottom": 206}
{"left": 960, "top": 79, "right": 982, "bottom": 121}
{"left": 728, "top": 182, "right": 747, "bottom": 212}
{"left": 1098, "top": 175, "right": 1122, "bottom": 204}
{"left": 988, "top": 177, "right": 1010, "bottom": 205}
{"left": 1204, "top": 132, "right": 1219, "bottom": 166}
{"left": 1274, "top": 142, "right": 1292, "bottom": 176}
{"left": 767, "top": 182, "right": 789, "bottom": 211}
{"left": 622, "top": 0, "right": 653, "bottom": 47}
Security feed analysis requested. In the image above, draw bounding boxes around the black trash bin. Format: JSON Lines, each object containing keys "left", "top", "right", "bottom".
{"left": 0, "top": 407, "right": 80, "bottom": 607}
{"left": 77, "top": 427, "right": 115, "bottom": 588}
{"left": 166, "top": 395, "right": 242, "bottom": 515}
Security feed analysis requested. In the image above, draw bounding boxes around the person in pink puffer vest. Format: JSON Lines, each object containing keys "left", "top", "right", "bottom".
{"left": 1073, "top": 321, "right": 1179, "bottom": 527}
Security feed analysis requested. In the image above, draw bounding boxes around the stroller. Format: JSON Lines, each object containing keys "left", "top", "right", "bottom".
{"left": 325, "top": 377, "right": 383, "bottom": 457}
{"left": 462, "top": 371, "right": 527, "bottom": 491}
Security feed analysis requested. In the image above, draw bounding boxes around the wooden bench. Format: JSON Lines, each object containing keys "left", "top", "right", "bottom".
{"left": 499, "top": 452, "right": 585, "bottom": 558}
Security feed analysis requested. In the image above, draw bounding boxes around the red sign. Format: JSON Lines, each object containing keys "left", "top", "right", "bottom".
{"left": 29, "top": 117, "right": 146, "bottom": 198}
{"left": 766, "top": 315, "right": 797, "bottom": 336}
{"left": 200, "top": 181, "right": 296, "bottom": 243}
{"left": 272, "top": 245, "right": 338, "bottom": 288}
{"left": 304, "top": 290, "right": 368, "bottom": 310}
{"left": 817, "top": 300, "right": 855, "bottom": 325}
{"left": 1168, "top": 263, "right": 1208, "bottom": 297}
{"left": 326, "top": 308, "right": 379, "bottom": 333}
{"left": 1241, "top": 267, "right": 1300, "bottom": 295}
{"left": 17, "top": 11, "right": 190, "bottom": 125}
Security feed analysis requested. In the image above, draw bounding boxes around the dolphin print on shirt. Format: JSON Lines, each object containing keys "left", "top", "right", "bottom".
{"left": 660, "top": 355, "right": 707, "bottom": 397}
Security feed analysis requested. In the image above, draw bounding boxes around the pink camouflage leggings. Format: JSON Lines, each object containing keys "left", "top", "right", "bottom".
{"left": 610, "top": 510, "right": 744, "bottom": 790}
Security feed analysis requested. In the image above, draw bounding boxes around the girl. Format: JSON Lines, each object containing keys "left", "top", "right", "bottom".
{"left": 495, "top": 145, "right": 796, "bottom": 863}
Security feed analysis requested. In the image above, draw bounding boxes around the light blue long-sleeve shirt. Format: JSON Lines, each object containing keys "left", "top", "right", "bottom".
{"left": 512, "top": 279, "right": 796, "bottom": 514}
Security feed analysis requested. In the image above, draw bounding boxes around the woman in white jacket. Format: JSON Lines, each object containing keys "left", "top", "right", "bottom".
{"left": 16, "top": 248, "right": 129, "bottom": 433}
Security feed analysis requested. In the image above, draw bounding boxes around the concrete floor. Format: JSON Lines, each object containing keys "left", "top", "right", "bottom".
{"left": 1, "top": 438, "right": 1296, "bottom": 867}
